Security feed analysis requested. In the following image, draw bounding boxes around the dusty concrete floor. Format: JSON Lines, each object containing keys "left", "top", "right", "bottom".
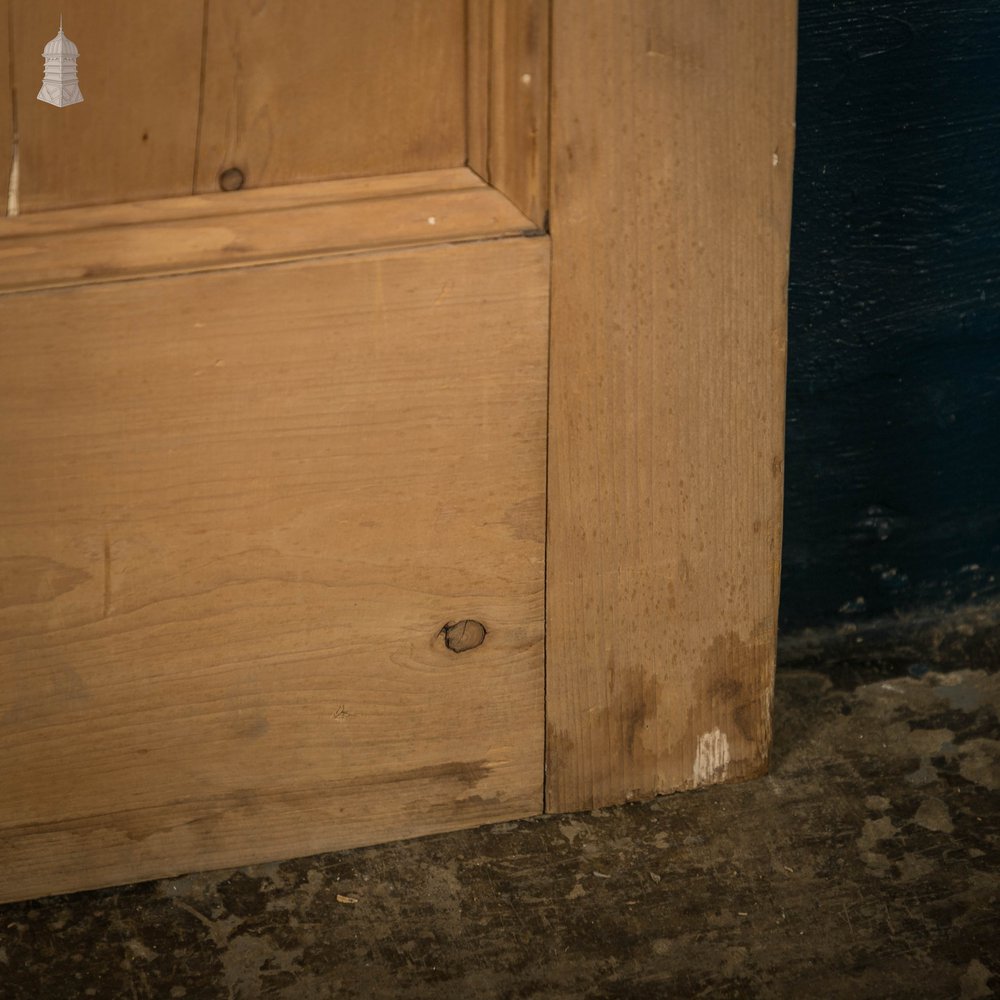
{"left": 1, "top": 662, "right": 997, "bottom": 999}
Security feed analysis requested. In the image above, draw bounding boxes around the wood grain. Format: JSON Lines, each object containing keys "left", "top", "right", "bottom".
{"left": 0, "top": 167, "right": 536, "bottom": 293}
{"left": 466, "top": 0, "right": 549, "bottom": 226}
{"left": 7, "top": 0, "right": 204, "bottom": 212}
{"left": 465, "top": 0, "right": 490, "bottom": 181}
{"left": 545, "top": 0, "right": 798, "bottom": 811}
{"left": 194, "top": 0, "right": 466, "bottom": 193}
{"left": 1, "top": 2, "right": 12, "bottom": 217}
{"left": 0, "top": 236, "right": 549, "bottom": 903}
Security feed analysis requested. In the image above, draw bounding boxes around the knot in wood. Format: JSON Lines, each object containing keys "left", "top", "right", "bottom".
{"left": 218, "top": 167, "right": 245, "bottom": 192}
{"left": 442, "top": 619, "right": 487, "bottom": 653}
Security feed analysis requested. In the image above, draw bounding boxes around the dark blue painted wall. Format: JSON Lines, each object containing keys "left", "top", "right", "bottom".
{"left": 781, "top": 0, "right": 1000, "bottom": 631}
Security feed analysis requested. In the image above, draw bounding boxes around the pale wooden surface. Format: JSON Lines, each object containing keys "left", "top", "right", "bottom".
{"left": 5, "top": 0, "right": 204, "bottom": 212}
{"left": 0, "top": 167, "right": 481, "bottom": 236}
{"left": 1, "top": 6, "right": 12, "bottom": 217}
{"left": 466, "top": 0, "right": 549, "bottom": 226}
{"left": 545, "top": 0, "right": 798, "bottom": 811}
{"left": 0, "top": 167, "right": 535, "bottom": 293}
{"left": 2, "top": 1, "right": 468, "bottom": 212}
{"left": 465, "top": 0, "right": 490, "bottom": 184}
{"left": 194, "top": 0, "right": 465, "bottom": 193}
{"left": 0, "top": 236, "right": 549, "bottom": 903}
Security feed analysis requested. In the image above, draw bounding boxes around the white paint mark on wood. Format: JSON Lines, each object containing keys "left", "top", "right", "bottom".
{"left": 693, "top": 728, "right": 730, "bottom": 785}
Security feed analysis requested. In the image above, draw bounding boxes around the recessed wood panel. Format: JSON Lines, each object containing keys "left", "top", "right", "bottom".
{"left": 194, "top": 0, "right": 466, "bottom": 193}
{"left": 6, "top": 0, "right": 204, "bottom": 212}
{"left": 2, "top": 0, "right": 469, "bottom": 212}
{"left": 0, "top": 236, "right": 549, "bottom": 902}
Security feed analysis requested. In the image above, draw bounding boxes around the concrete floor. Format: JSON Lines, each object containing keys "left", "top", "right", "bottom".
{"left": 1, "top": 657, "right": 997, "bottom": 999}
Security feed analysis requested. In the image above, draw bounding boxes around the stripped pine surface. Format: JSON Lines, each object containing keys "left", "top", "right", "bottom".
{"left": 2, "top": 0, "right": 468, "bottom": 212}
{"left": 194, "top": 0, "right": 466, "bottom": 193}
{"left": 1, "top": 5, "right": 14, "bottom": 217}
{"left": 0, "top": 167, "right": 535, "bottom": 293}
{"left": 4, "top": 0, "right": 204, "bottom": 212}
{"left": 545, "top": 0, "right": 798, "bottom": 811}
{"left": 0, "top": 236, "right": 549, "bottom": 902}
{"left": 465, "top": 0, "right": 550, "bottom": 226}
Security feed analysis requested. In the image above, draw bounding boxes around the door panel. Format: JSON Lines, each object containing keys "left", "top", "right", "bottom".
{"left": 0, "top": 236, "right": 548, "bottom": 902}
{"left": 195, "top": 0, "right": 467, "bottom": 192}
{"left": 3, "top": 0, "right": 467, "bottom": 213}
{"left": 6, "top": 0, "right": 205, "bottom": 213}
{"left": 0, "top": 0, "right": 798, "bottom": 905}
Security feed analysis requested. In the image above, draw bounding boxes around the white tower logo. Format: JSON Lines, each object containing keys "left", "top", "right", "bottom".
{"left": 38, "top": 16, "right": 83, "bottom": 108}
